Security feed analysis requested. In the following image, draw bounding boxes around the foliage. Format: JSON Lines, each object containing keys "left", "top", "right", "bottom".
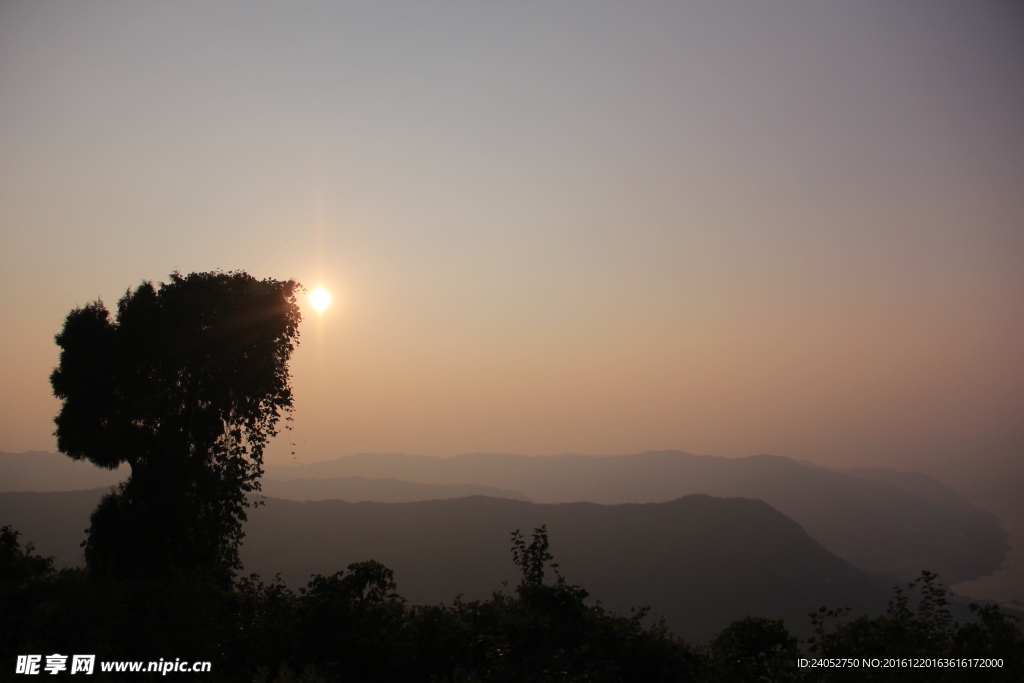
{"left": 0, "top": 524, "right": 700, "bottom": 682}
{"left": 1, "top": 525, "right": 56, "bottom": 660}
{"left": 292, "top": 562, "right": 409, "bottom": 681}
{"left": 49, "top": 271, "right": 301, "bottom": 582}
{"left": 0, "top": 525, "right": 54, "bottom": 583}
{"left": 3, "top": 519, "right": 1023, "bottom": 681}
{"left": 704, "top": 616, "right": 799, "bottom": 682}
{"left": 511, "top": 525, "right": 559, "bottom": 587}
{"left": 806, "top": 570, "right": 1024, "bottom": 682}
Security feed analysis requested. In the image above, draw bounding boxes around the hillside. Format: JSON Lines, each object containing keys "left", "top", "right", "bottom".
{"left": 260, "top": 476, "right": 531, "bottom": 503}
{"left": 265, "top": 450, "right": 1008, "bottom": 583}
{"left": 4, "top": 449, "right": 1008, "bottom": 586}
{"left": 0, "top": 487, "right": 889, "bottom": 642}
{"left": 240, "top": 493, "right": 889, "bottom": 641}
{"left": 0, "top": 451, "right": 124, "bottom": 492}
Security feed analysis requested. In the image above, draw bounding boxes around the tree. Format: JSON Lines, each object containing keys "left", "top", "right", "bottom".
{"left": 0, "top": 526, "right": 55, "bottom": 584}
{"left": 49, "top": 271, "right": 301, "bottom": 582}
{"left": 705, "top": 616, "right": 799, "bottom": 682}
{"left": 806, "top": 571, "right": 1024, "bottom": 682}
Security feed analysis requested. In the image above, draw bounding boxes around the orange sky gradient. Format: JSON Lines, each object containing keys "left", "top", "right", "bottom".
{"left": 0, "top": 1, "right": 1021, "bottom": 477}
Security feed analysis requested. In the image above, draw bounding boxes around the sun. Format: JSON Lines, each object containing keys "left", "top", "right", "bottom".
{"left": 309, "top": 286, "right": 332, "bottom": 313}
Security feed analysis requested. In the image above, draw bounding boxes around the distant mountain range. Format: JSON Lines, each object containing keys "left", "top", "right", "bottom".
{"left": 0, "top": 488, "right": 100, "bottom": 568}
{"left": 0, "top": 488, "right": 890, "bottom": 642}
{"left": 248, "top": 494, "right": 898, "bottom": 642}
{"left": 0, "top": 450, "right": 124, "bottom": 491}
{"left": 260, "top": 476, "right": 532, "bottom": 503}
{"left": 2, "top": 449, "right": 1008, "bottom": 586}
{"left": 263, "top": 450, "right": 1008, "bottom": 584}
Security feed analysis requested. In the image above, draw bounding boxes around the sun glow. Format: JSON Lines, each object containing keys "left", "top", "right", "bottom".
{"left": 309, "top": 286, "right": 332, "bottom": 313}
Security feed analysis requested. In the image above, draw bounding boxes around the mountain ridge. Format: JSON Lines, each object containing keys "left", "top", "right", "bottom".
{"left": 261, "top": 449, "right": 1007, "bottom": 583}
{"left": 0, "top": 487, "right": 890, "bottom": 642}
{"left": 4, "top": 449, "right": 1007, "bottom": 584}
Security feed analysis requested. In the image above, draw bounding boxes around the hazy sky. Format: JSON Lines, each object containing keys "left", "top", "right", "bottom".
{"left": 2, "top": 1, "right": 1022, "bottom": 471}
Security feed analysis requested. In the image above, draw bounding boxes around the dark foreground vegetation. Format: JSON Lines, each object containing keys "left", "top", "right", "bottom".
{"left": 3, "top": 524, "right": 1022, "bottom": 682}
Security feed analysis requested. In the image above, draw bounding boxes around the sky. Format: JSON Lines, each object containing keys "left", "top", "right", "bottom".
{"left": 1, "top": 0, "right": 1022, "bottom": 475}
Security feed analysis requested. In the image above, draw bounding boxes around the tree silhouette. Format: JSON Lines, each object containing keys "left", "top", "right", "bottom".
{"left": 50, "top": 271, "right": 301, "bottom": 582}
{"left": 0, "top": 525, "right": 54, "bottom": 583}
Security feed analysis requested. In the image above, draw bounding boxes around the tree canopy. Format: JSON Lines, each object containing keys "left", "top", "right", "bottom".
{"left": 49, "top": 271, "right": 301, "bottom": 581}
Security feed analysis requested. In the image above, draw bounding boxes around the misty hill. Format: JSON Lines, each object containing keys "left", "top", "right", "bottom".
{"left": 245, "top": 494, "right": 891, "bottom": 642}
{"left": 5, "top": 449, "right": 1007, "bottom": 584}
{"left": 265, "top": 451, "right": 1008, "bottom": 584}
{"left": 0, "top": 488, "right": 889, "bottom": 643}
{"left": 0, "top": 450, "right": 123, "bottom": 492}
{"left": 260, "top": 476, "right": 532, "bottom": 503}
{"left": 0, "top": 450, "right": 530, "bottom": 504}
{"left": 0, "top": 488, "right": 102, "bottom": 568}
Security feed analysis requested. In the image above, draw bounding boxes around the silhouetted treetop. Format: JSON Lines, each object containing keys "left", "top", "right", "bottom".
{"left": 51, "top": 271, "right": 301, "bottom": 471}
{"left": 49, "top": 271, "right": 302, "bottom": 580}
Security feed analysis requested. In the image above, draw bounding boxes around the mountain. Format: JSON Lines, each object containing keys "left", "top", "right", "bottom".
{"left": 265, "top": 451, "right": 1008, "bottom": 584}
{"left": 0, "top": 451, "right": 124, "bottom": 492}
{"left": 260, "top": 476, "right": 531, "bottom": 503}
{"left": 0, "top": 450, "right": 530, "bottom": 504}
{"left": 5, "top": 449, "right": 1008, "bottom": 584}
{"left": 0, "top": 488, "right": 889, "bottom": 643}
{"left": 0, "top": 488, "right": 101, "bottom": 568}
